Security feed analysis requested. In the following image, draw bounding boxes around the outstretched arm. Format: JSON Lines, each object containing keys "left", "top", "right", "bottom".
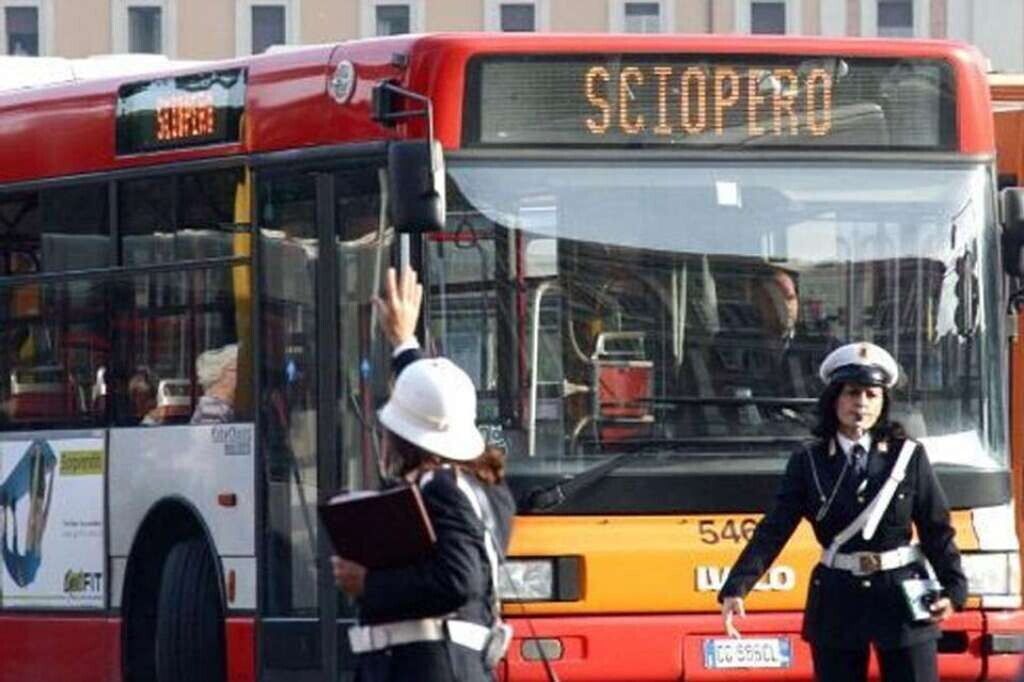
{"left": 717, "top": 449, "right": 808, "bottom": 635}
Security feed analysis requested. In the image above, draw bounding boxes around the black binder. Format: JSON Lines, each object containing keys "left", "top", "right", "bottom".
{"left": 318, "top": 484, "right": 436, "bottom": 569}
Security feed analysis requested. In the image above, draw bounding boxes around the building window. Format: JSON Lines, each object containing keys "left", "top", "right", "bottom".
{"left": 113, "top": 0, "right": 175, "bottom": 56}
{"left": 360, "top": 0, "right": 423, "bottom": 38}
{"left": 624, "top": 2, "right": 660, "bottom": 32}
{"left": 2, "top": 1, "right": 48, "bottom": 56}
{"left": 735, "top": 0, "right": 800, "bottom": 35}
{"left": 484, "top": 0, "right": 547, "bottom": 32}
{"left": 235, "top": 0, "right": 298, "bottom": 57}
{"left": 128, "top": 6, "right": 161, "bottom": 53}
{"left": 877, "top": 0, "right": 912, "bottom": 37}
{"left": 376, "top": 4, "right": 409, "bottom": 35}
{"left": 501, "top": 3, "right": 534, "bottom": 31}
{"left": 5, "top": 6, "right": 36, "bottom": 54}
{"left": 252, "top": 5, "right": 284, "bottom": 53}
{"left": 860, "top": 0, "right": 923, "bottom": 38}
{"left": 751, "top": 1, "right": 786, "bottom": 33}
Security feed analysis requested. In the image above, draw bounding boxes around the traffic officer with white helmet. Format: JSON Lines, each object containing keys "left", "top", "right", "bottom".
{"left": 718, "top": 341, "right": 967, "bottom": 682}
{"left": 332, "top": 267, "right": 515, "bottom": 681}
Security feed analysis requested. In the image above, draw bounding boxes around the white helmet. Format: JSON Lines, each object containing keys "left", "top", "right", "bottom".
{"left": 378, "top": 358, "right": 485, "bottom": 462}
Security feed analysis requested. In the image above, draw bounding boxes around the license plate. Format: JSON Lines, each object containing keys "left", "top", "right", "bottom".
{"left": 703, "top": 637, "right": 792, "bottom": 669}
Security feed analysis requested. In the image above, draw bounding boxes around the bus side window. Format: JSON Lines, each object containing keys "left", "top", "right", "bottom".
{"left": 0, "top": 185, "right": 111, "bottom": 431}
{"left": 113, "top": 169, "right": 252, "bottom": 428}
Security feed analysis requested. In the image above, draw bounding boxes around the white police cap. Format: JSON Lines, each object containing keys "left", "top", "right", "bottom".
{"left": 818, "top": 342, "right": 899, "bottom": 388}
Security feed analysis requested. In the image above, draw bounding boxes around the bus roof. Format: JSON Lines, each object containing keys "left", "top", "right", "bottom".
{"left": 0, "top": 55, "right": 205, "bottom": 93}
{"left": 0, "top": 34, "right": 994, "bottom": 187}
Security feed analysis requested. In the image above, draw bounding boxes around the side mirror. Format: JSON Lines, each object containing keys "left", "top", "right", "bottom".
{"left": 1002, "top": 187, "right": 1024, "bottom": 277}
{"left": 387, "top": 140, "right": 446, "bottom": 234}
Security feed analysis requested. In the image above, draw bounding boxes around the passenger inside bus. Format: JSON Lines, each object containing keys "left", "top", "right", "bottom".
{"left": 705, "top": 265, "right": 838, "bottom": 426}
{"left": 191, "top": 343, "right": 239, "bottom": 425}
{"left": 128, "top": 367, "right": 161, "bottom": 425}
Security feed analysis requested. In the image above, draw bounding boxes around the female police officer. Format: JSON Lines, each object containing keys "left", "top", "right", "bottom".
{"left": 332, "top": 267, "right": 515, "bottom": 681}
{"left": 718, "top": 342, "right": 967, "bottom": 682}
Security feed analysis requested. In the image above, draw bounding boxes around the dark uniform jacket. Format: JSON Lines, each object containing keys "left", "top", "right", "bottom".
{"left": 354, "top": 347, "right": 516, "bottom": 681}
{"left": 719, "top": 436, "right": 967, "bottom": 651}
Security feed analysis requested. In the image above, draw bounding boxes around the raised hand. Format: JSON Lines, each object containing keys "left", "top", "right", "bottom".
{"left": 373, "top": 265, "right": 424, "bottom": 347}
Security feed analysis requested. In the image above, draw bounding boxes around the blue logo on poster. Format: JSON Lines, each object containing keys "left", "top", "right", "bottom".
{"left": 0, "top": 439, "right": 56, "bottom": 587}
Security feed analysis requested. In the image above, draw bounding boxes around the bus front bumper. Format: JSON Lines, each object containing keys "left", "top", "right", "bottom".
{"left": 500, "top": 610, "right": 1024, "bottom": 681}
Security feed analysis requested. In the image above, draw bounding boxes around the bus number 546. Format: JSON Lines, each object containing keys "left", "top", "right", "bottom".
{"left": 698, "top": 518, "right": 758, "bottom": 545}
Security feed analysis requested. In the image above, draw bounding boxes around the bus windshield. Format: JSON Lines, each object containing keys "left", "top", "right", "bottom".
{"left": 426, "top": 161, "right": 1005, "bottom": 471}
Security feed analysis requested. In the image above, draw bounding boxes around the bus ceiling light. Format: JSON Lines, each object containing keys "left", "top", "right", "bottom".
{"left": 962, "top": 551, "right": 1020, "bottom": 597}
{"left": 329, "top": 60, "right": 356, "bottom": 104}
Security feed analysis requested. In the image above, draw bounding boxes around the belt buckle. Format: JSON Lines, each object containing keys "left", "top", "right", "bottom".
{"left": 857, "top": 552, "right": 881, "bottom": 575}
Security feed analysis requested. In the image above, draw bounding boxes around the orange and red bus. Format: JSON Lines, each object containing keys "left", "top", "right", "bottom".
{"left": 0, "top": 34, "right": 1022, "bottom": 682}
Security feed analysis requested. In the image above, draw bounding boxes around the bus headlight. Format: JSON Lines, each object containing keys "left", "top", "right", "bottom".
{"left": 498, "top": 556, "right": 581, "bottom": 602}
{"left": 962, "top": 552, "right": 1020, "bottom": 595}
{"left": 499, "top": 559, "right": 554, "bottom": 601}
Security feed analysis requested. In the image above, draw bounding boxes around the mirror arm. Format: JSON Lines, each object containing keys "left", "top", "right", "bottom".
{"left": 372, "top": 80, "right": 436, "bottom": 150}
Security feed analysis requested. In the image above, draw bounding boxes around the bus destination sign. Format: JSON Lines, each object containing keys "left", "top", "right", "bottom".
{"left": 466, "top": 55, "right": 955, "bottom": 149}
{"left": 116, "top": 68, "right": 246, "bottom": 155}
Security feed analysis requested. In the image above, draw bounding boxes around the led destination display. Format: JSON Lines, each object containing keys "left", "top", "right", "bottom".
{"left": 116, "top": 68, "right": 246, "bottom": 155}
{"left": 466, "top": 55, "right": 955, "bottom": 149}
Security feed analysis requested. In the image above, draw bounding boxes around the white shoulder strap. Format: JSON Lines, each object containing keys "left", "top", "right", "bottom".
{"left": 453, "top": 472, "right": 501, "bottom": 599}
{"left": 821, "top": 439, "right": 916, "bottom": 563}
{"left": 861, "top": 439, "right": 916, "bottom": 540}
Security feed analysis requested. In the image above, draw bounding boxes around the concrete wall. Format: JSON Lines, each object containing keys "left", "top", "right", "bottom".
{"left": 947, "top": 0, "right": 1023, "bottom": 72}
{"left": 304, "top": 0, "right": 358, "bottom": 43}
{"left": 52, "top": 0, "right": 109, "bottom": 57}
{"left": 178, "top": 0, "right": 232, "bottom": 60}
{"left": 677, "top": 0, "right": 710, "bottom": 33}
{"left": 550, "top": 0, "right": 605, "bottom": 32}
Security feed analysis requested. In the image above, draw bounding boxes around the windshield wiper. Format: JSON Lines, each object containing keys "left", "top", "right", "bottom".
{"left": 623, "top": 435, "right": 809, "bottom": 449}
{"left": 642, "top": 396, "right": 817, "bottom": 408}
{"left": 525, "top": 453, "right": 644, "bottom": 512}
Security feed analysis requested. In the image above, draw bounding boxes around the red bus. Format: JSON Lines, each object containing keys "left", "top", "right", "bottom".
{"left": 1, "top": 34, "right": 1022, "bottom": 682}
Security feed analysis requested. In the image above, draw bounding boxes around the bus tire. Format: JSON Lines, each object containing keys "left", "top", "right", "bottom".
{"left": 155, "top": 537, "right": 225, "bottom": 682}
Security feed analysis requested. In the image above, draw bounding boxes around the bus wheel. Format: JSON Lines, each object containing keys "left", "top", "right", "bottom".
{"left": 155, "top": 537, "right": 225, "bottom": 682}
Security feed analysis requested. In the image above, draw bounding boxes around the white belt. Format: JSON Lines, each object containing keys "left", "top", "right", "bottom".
{"left": 820, "top": 545, "right": 923, "bottom": 577}
{"left": 348, "top": 618, "right": 491, "bottom": 654}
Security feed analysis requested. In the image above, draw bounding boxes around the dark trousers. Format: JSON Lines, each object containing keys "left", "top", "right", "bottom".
{"left": 812, "top": 640, "right": 938, "bottom": 682}
{"left": 355, "top": 641, "right": 493, "bottom": 682}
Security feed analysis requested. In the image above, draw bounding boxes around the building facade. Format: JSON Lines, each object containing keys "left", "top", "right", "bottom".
{"left": 1, "top": 0, "right": 1022, "bottom": 71}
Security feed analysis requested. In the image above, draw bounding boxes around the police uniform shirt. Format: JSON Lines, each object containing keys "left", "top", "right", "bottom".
{"left": 836, "top": 432, "right": 871, "bottom": 475}
{"left": 718, "top": 437, "right": 968, "bottom": 650}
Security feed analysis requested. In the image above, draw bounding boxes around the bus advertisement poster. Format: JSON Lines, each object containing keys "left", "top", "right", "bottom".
{"left": 0, "top": 436, "right": 105, "bottom": 609}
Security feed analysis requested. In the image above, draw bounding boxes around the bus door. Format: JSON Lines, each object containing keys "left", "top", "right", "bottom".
{"left": 255, "top": 157, "right": 392, "bottom": 682}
